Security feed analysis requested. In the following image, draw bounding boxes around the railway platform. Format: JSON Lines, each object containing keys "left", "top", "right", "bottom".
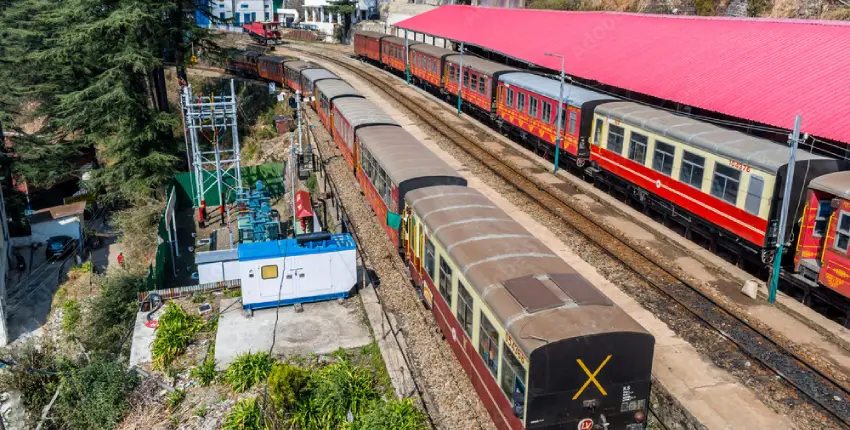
{"left": 282, "top": 46, "right": 842, "bottom": 428}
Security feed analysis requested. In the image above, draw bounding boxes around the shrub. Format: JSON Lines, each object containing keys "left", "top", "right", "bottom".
{"left": 356, "top": 398, "right": 427, "bottom": 430}
{"left": 304, "top": 173, "right": 318, "bottom": 195}
{"left": 308, "top": 354, "right": 379, "bottom": 427}
{"left": 70, "top": 260, "right": 92, "bottom": 275}
{"left": 268, "top": 362, "right": 309, "bottom": 412}
{"left": 223, "top": 397, "right": 266, "bottom": 430}
{"left": 0, "top": 342, "right": 61, "bottom": 427}
{"left": 224, "top": 351, "right": 274, "bottom": 392}
{"left": 151, "top": 303, "right": 202, "bottom": 369}
{"left": 80, "top": 272, "right": 144, "bottom": 355}
{"left": 55, "top": 359, "right": 138, "bottom": 429}
{"left": 61, "top": 299, "right": 82, "bottom": 334}
{"left": 191, "top": 357, "right": 218, "bottom": 386}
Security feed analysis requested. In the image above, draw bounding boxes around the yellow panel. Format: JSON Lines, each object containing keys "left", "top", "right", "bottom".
{"left": 261, "top": 265, "right": 278, "bottom": 280}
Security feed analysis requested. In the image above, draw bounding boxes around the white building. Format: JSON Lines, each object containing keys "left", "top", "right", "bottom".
{"left": 210, "top": 0, "right": 273, "bottom": 27}
{"left": 302, "top": 0, "right": 377, "bottom": 36}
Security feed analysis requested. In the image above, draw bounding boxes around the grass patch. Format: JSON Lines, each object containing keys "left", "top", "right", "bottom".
{"left": 223, "top": 397, "right": 265, "bottom": 430}
{"left": 151, "top": 303, "right": 202, "bottom": 370}
{"left": 60, "top": 299, "right": 82, "bottom": 334}
{"left": 358, "top": 398, "right": 427, "bottom": 430}
{"left": 80, "top": 271, "right": 144, "bottom": 355}
{"left": 360, "top": 342, "right": 392, "bottom": 396}
{"left": 304, "top": 173, "right": 318, "bottom": 195}
{"left": 165, "top": 389, "right": 185, "bottom": 410}
{"left": 191, "top": 357, "right": 218, "bottom": 386}
{"left": 70, "top": 260, "right": 92, "bottom": 275}
{"left": 224, "top": 351, "right": 274, "bottom": 393}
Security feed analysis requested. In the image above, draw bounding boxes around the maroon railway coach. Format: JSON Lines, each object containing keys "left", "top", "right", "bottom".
{"left": 314, "top": 79, "right": 362, "bottom": 133}
{"left": 444, "top": 55, "right": 518, "bottom": 117}
{"left": 380, "top": 36, "right": 419, "bottom": 74}
{"left": 330, "top": 97, "right": 398, "bottom": 171}
{"left": 353, "top": 31, "right": 386, "bottom": 62}
{"left": 409, "top": 43, "right": 453, "bottom": 89}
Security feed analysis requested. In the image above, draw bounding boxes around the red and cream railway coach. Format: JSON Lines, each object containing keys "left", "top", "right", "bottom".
{"left": 257, "top": 55, "right": 291, "bottom": 84}
{"left": 496, "top": 73, "right": 615, "bottom": 164}
{"left": 314, "top": 79, "right": 362, "bottom": 132}
{"left": 283, "top": 61, "right": 318, "bottom": 94}
{"left": 591, "top": 101, "right": 846, "bottom": 265}
{"left": 353, "top": 31, "right": 386, "bottom": 62}
{"left": 403, "top": 185, "right": 654, "bottom": 430}
{"left": 409, "top": 43, "right": 453, "bottom": 89}
{"left": 357, "top": 127, "right": 465, "bottom": 247}
{"left": 445, "top": 55, "right": 517, "bottom": 117}
{"left": 331, "top": 97, "right": 397, "bottom": 170}
{"left": 795, "top": 172, "right": 850, "bottom": 299}
{"left": 380, "top": 36, "right": 418, "bottom": 74}
{"left": 300, "top": 68, "right": 338, "bottom": 101}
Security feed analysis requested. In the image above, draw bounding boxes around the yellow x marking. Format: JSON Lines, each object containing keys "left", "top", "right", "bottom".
{"left": 572, "top": 355, "right": 612, "bottom": 400}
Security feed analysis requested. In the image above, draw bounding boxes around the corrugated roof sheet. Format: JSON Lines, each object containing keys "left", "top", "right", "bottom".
{"left": 301, "top": 68, "right": 337, "bottom": 83}
{"left": 333, "top": 98, "right": 398, "bottom": 129}
{"left": 356, "top": 126, "right": 463, "bottom": 184}
{"left": 405, "top": 185, "right": 646, "bottom": 356}
{"left": 809, "top": 171, "right": 850, "bottom": 198}
{"left": 501, "top": 72, "right": 616, "bottom": 107}
{"left": 596, "top": 101, "right": 831, "bottom": 173}
{"left": 315, "top": 80, "right": 362, "bottom": 100}
{"left": 396, "top": 6, "right": 850, "bottom": 144}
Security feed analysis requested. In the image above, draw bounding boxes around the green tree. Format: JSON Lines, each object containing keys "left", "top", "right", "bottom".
{"left": 325, "top": 0, "right": 356, "bottom": 42}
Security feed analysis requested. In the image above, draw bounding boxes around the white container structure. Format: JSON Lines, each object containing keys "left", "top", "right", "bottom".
{"left": 239, "top": 233, "right": 357, "bottom": 310}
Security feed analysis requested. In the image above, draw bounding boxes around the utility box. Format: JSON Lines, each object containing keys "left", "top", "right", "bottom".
{"left": 238, "top": 233, "right": 357, "bottom": 310}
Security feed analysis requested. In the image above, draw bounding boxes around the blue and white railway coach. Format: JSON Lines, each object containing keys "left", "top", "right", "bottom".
{"left": 402, "top": 185, "right": 654, "bottom": 430}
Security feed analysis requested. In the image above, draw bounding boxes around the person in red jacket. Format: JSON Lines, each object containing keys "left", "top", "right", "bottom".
{"left": 117, "top": 252, "right": 124, "bottom": 267}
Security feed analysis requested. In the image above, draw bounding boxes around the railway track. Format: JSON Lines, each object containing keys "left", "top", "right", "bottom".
{"left": 287, "top": 45, "right": 850, "bottom": 428}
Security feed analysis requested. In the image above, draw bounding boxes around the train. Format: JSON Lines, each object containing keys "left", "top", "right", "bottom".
{"left": 348, "top": 32, "right": 850, "bottom": 319}
{"left": 224, "top": 48, "right": 656, "bottom": 429}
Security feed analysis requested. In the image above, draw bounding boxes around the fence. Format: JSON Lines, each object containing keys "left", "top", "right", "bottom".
{"left": 142, "top": 163, "right": 284, "bottom": 292}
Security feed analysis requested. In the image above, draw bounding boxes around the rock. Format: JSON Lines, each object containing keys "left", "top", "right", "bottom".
{"left": 741, "top": 279, "right": 759, "bottom": 299}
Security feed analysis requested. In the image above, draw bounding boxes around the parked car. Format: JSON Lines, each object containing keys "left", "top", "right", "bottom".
{"left": 45, "top": 235, "right": 75, "bottom": 259}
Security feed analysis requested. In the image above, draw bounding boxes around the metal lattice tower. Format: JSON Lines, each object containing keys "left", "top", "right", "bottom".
{"left": 181, "top": 80, "right": 243, "bottom": 233}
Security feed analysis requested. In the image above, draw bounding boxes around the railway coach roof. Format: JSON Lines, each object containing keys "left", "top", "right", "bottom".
{"left": 381, "top": 36, "right": 418, "bottom": 47}
{"left": 284, "top": 61, "right": 315, "bottom": 71}
{"left": 257, "top": 55, "right": 289, "bottom": 63}
{"left": 333, "top": 98, "right": 398, "bottom": 129}
{"left": 406, "top": 185, "right": 647, "bottom": 356}
{"left": 395, "top": 6, "right": 850, "bottom": 144}
{"left": 410, "top": 43, "right": 454, "bottom": 58}
{"left": 315, "top": 80, "right": 361, "bottom": 100}
{"left": 301, "top": 69, "right": 338, "bottom": 82}
{"left": 809, "top": 171, "right": 850, "bottom": 198}
{"left": 596, "top": 102, "right": 831, "bottom": 174}
{"left": 501, "top": 72, "right": 617, "bottom": 106}
{"left": 446, "top": 54, "right": 518, "bottom": 76}
{"left": 356, "top": 126, "right": 462, "bottom": 184}
{"left": 356, "top": 30, "right": 388, "bottom": 39}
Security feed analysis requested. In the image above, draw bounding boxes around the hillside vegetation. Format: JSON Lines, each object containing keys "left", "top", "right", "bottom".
{"left": 526, "top": 0, "right": 850, "bottom": 19}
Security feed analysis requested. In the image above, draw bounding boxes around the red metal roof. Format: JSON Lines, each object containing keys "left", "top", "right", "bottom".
{"left": 395, "top": 6, "right": 850, "bottom": 144}
{"left": 294, "top": 191, "right": 314, "bottom": 219}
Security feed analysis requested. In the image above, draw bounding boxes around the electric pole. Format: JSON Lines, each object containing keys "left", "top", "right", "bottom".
{"left": 768, "top": 115, "right": 803, "bottom": 304}
{"left": 456, "top": 42, "right": 464, "bottom": 116}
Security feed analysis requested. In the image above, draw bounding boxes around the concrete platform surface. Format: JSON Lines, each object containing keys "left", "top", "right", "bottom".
{"left": 294, "top": 53, "right": 793, "bottom": 429}
{"left": 129, "top": 311, "right": 155, "bottom": 368}
{"left": 214, "top": 298, "right": 372, "bottom": 369}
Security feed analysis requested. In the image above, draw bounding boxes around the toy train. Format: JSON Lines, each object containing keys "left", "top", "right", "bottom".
{"left": 225, "top": 48, "right": 655, "bottom": 429}
{"left": 349, "top": 32, "right": 850, "bottom": 317}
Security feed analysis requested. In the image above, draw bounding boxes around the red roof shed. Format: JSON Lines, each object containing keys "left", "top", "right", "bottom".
{"left": 294, "top": 191, "right": 314, "bottom": 219}
{"left": 395, "top": 6, "right": 850, "bottom": 145}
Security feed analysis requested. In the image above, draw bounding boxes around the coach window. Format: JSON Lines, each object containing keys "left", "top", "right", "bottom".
{"left": 744, "top": 175, "right": 764, "bottom": 215}
{"left": 463, "top": 70, "right": 469, "bottom": 88}
{"left": 424, "top": 238, "right": 436, "bottom": 280}
{"left": 680, "top": 151, "right": 705, "bottom": 189}
{"left": 500, "top": 344, "right": 527, "bottom": 416}
{"left": 457, "top": 283, "right": 474, "bottom": 337}
{"left": 568, "top": 111, "right": 577, "bottom": 135}
{"left": 506, "top": 88, "right": 514, "bottom": 107}
{"left": 517, "top": 92, "right": 526, "bottom": 112}
{"left": 834, "top": 211, "right": 850, "bottom": 251}
{"left": 471, "top": 74, "right": 478, "bottom": 93}
{"left": 652, "top": 140, "right": 675, "bottom": 176}
{"left": 606, "top": 125, "right": 625, "bottom": 155}
{"left": 541, "top": 101, "right": 552, "bottom": 124}
{"left": 449, "top": 65, "right": 455, "bottom": 82}
{"left": 628, "top": 132, "right": 648, "bottom": 165}
{"left": 814, "top": 200, "right": 833, "bottom": 236}
{"left": 711, "top": 164, "right": 741, "bottom": 205}
{"left": 593, "top": 118, "right": 603, "bottom": 146}
{"left": 479, "top": 312, "right": 499, "bottom": 376}
{"left": 438, "top": 257, "right": 453, "bottom": 309}
{"left": 478, "top": 76, "right": 486, "bottom": 94}
{"left": 529, "top": 97, "right": 539, "bottom": 118}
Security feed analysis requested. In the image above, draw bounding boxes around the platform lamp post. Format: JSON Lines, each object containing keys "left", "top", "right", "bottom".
{"left": 545, "top": 52, "right": 567, "bottom": 174}
{"left": 456, "top": 42, "right": 464, "bottom": 116}
{"left": 404, "top": 29, "right": 410, "bottom": 85}
{"left": 768, "top": 115, "right": 803, "bottom": 304}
